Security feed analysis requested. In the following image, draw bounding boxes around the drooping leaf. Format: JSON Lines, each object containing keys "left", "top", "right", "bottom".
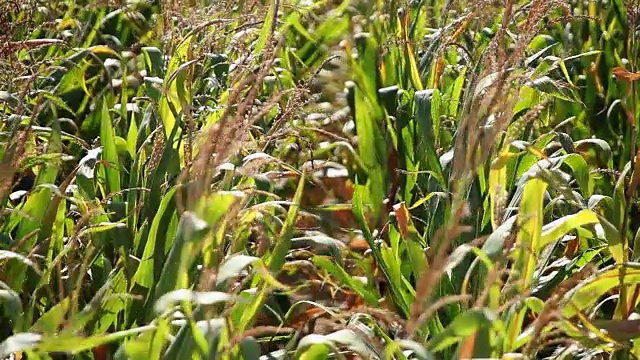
{"left": 526, "top": 76, "right": 581, "bottom": 103}
{"left": 539, "top": 209, "right": 599, "bottom": 252}
{"left": 563, "top": 265, "right": 640, "bottom": 318}
{"left": 217, "top": 255, "right": 260, "bottom": 286}
{"left": 155, "top": 290, "right": 232, "bottom": 313}
{"left": 298, "top": 329, "right": 380, "bottom": 359}
{"left": 0, "top": 333, "right": 42, "bottom": 358}
{"left": 482, "top": 215, "right": 518, "bottom": 259}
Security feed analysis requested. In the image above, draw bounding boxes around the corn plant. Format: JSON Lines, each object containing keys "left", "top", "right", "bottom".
{"left": 2, "top": 0, "right": 640, "bottom": 359}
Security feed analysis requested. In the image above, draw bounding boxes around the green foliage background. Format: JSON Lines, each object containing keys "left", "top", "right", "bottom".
{"left": 1, "top": 0, "right": 640, "bottom": 359}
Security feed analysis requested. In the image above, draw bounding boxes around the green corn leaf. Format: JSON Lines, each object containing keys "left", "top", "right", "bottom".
{"left": 298, "top": 329, "right": 380, "bottom": 359}
{"left": 29, "top": 298, "right": 72, "bottom": 335}
{"left": 154, "top": 212, "right": 209, "bottom": 300}
{"left": 298, "top": 343, "right": 331, "bottom": 360}
{"left": 526, "top": 76, "right": 581, "bottom": 103}
{"left": 562, "top": 153, "right": 592, "bottom": 197}
{"left": 99, "top": 98, "right": 121, "bottom": 199}
{"left": 312, "top": 256, "right": 379, "bottom": 305}
{"left": 141, "top": 47, "right": 164, "bottom": 78}
{"left": 414, "top": 89, "right": 445, "bottom": 188}
{"left": 268, "top": 171, "right": 305, "bottom": 272}
{"left": 254, "top": 0, "right": 276, "bottom": 56}
{"left": 426, "top": 309, "right": 497, "bottom": 353}
{"left": 36, "top": 325, "right": 155, "bottom": 355}
{"left": 352, "top": 183, "right": 410, "bottom": 317}
{"left": 132, "top": 186, "right": 177, "bottom": 289}
{"left": 449, "top": 67, "right": 467, "bottom": 117}
{"left": 0, "top": 283, "right": 23, "bottom": 330}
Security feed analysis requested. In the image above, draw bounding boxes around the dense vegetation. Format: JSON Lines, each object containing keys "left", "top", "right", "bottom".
{"left": 2, "top": 0, "right": 640, "bottom": 358}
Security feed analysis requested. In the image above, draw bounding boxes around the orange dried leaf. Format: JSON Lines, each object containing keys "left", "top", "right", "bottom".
{"left": 612, "top": 67, "right": 640, "bottom": 82}
{"left": 433, "top": 57, "right": 445, "bottom": 87}
{"left": 92, "top": 345, "right": 110, "bottom": 360}
{"left": 287, "top": 307, "right": 328, "bottom": 327}
{"left": 322, "top": 177, "right": 354, "bottom": 201}
{"left": 626, "top": 109, "right": 636, "bottom": 127}
{"left": 333, "top": 208, "right": 356, "bottom": 228}
{"left": 459, "top": 331, "right": 477, "bottom": 359}
{"left": 349, "top": 236, "right": 370, "bottom": 251}
{"left": 527, "top": 146, "right": 548, "bottom": 160}
{"left": 345, "top": 291, "right": 365, "bottom": 309}
{"left": 589, "top": 62, "right": 604, "bottom": 93}
{"left": 379, "top": 61, "right": 387, "bottom": 84}
{"left": 450, "top": 18, "right": 471, "bottom": 43}
{"left": 392, "top": 202, "right": 411, "bottom": 238}
{"left": 403, "top": 9, "right": 410, "bottom": 30}
{"left": 563, "top": 237, "right": 580, "bottom": 259}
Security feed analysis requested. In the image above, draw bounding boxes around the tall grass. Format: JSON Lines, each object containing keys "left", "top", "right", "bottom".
{"left": 1, "top": 0, "right": 640, "bottom": 359}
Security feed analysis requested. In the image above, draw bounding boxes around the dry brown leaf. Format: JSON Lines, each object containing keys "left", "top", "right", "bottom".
{"left": 612, "top": 66, "right": 640, "bottom": 82}
{"left": 563, "top": 237, "right": 580, "bottom": 259}
{"left": 392, "top": 202, "right": 410, "bottom": 239}
{"left": 459, "top": 331, "right": 477, "bottom": 359}
{"left": 348, "top": 236, "right": 370, "bottom": 251}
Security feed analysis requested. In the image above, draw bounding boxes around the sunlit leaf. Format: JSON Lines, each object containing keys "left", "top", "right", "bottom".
{"left": 217, "top": 255, "right": 260, "bottom": 286}
{"left": 0, "top": 333, "right": 41, "bottom": 358}
{"left": 155, "top": 290, "right": 232, "bottom": 313}
{"left": 427, "top": 309, "right": 497, "bottom": 352}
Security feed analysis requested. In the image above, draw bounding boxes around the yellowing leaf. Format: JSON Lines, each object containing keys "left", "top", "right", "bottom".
{"left": 56, "top": 19, "right": 77, "bottom": 30}
{"left": 539, "top": 209, "right": 599, "bottom": 251}
{"left": 89, "top": 45, "right": 118, "bottom": 56}
{"left": 563, "top": 266, "right": 640, "bottom": 319}
{"left": 489, "top": 152, "right": 517, "bottom": 230}
{"left": 159, "top": 35, "right": 193, "bottom": 140}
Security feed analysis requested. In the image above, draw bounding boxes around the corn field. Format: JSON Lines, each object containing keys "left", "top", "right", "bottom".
{"left": 2, "top": 0, "right": 640, "bottom": 359}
